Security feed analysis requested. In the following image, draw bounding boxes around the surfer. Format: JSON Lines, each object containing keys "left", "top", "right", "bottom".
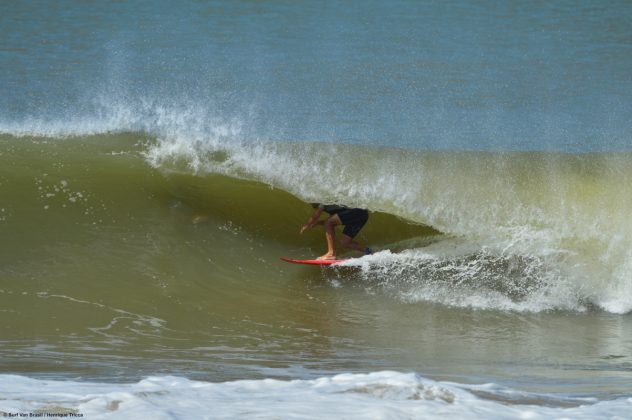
{"left": 300, "top": 203, "right": 372, "bottom": 260}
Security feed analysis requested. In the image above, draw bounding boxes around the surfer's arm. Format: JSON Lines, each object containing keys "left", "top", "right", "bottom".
{"left": 300, "top": 208, "right": 324, "bottom": 233}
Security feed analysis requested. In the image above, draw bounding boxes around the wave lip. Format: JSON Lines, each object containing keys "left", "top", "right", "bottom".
{"left": 2, "top": 371, "right": 627, "bottom": 419}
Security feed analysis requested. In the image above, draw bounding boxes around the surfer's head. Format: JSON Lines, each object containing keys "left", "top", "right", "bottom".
{"left": 309, "top": 203, "right": 320, "bottom": 209}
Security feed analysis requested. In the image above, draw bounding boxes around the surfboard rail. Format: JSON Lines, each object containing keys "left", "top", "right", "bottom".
{"left": 280, "top": 257, "right": 348, "bottom": 266}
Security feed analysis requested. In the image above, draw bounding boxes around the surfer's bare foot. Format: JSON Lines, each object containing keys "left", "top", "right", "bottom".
{"left": 317, "top": 253, "right": 337, "bottom": 260}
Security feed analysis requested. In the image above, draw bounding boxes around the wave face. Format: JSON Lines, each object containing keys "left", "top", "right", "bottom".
{"left": 145, "top": 118, "right": 632, "bottom": 314}
{"left": 153, "top": 136, "right": 632, "bottom": 314}
{"left": 2, "top": 115, "right": 632, "bottom": 315}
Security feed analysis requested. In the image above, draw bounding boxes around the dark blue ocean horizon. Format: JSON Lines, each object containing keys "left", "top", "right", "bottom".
{"left": 1, "top": 0, "right": 631, "bottom": 152}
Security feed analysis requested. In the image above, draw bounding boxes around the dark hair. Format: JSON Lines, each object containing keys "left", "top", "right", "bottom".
{"left": 310, "top": 203, "right": 320, "bottom": 209}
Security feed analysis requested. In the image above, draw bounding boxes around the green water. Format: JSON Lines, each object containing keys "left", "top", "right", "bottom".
{"left": 1, "top": 134, "right": 631, "bottom": 399}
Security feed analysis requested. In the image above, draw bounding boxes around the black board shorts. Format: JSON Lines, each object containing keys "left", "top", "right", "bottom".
{"left": 337, "top": 208, "right": 369, "bottom": 238}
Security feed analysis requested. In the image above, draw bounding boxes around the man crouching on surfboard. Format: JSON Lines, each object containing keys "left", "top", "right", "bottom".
{"left": 300, "top": 203, "right": 373, "bottom": 260}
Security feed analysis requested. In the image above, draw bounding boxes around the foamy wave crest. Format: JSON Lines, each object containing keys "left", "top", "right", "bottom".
{"left": 2, "top": 371, "right": 626, "bottom": 419}
{"left": 0, "top": 94, "right": 242, "bottom": 144}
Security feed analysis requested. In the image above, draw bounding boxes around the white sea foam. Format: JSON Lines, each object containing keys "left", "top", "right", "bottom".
{"left": 1, "top": 371, "right": 628, "bottom": 420}
{"left": 337, "top": 244, "right": 584, "bottom": 312}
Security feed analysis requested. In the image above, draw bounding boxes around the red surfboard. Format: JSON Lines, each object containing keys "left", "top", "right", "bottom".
{"left": 280, "top": 257, "right": 349, "bottom": 266}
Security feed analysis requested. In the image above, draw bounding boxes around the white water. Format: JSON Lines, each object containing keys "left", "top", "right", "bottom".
{"left": 337, "top": 248, "right": 580, "bottom": 312}
{"left": 2, "top": 371, "right": 629, "bottom": 420}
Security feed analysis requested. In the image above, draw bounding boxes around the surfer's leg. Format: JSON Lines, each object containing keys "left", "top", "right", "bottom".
{"left": 340, "top": 234, "right": 366, "bottom": 252}
{"left": 318, "top": 214, "right": 341, "bottom": 260}
{"left": 339, "top": 209, "right": 370, "bottom": 254}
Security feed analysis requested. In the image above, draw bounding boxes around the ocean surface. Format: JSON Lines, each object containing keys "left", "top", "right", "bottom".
{"left": 1, "top": 1, "right": 632, "bottom": 418}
